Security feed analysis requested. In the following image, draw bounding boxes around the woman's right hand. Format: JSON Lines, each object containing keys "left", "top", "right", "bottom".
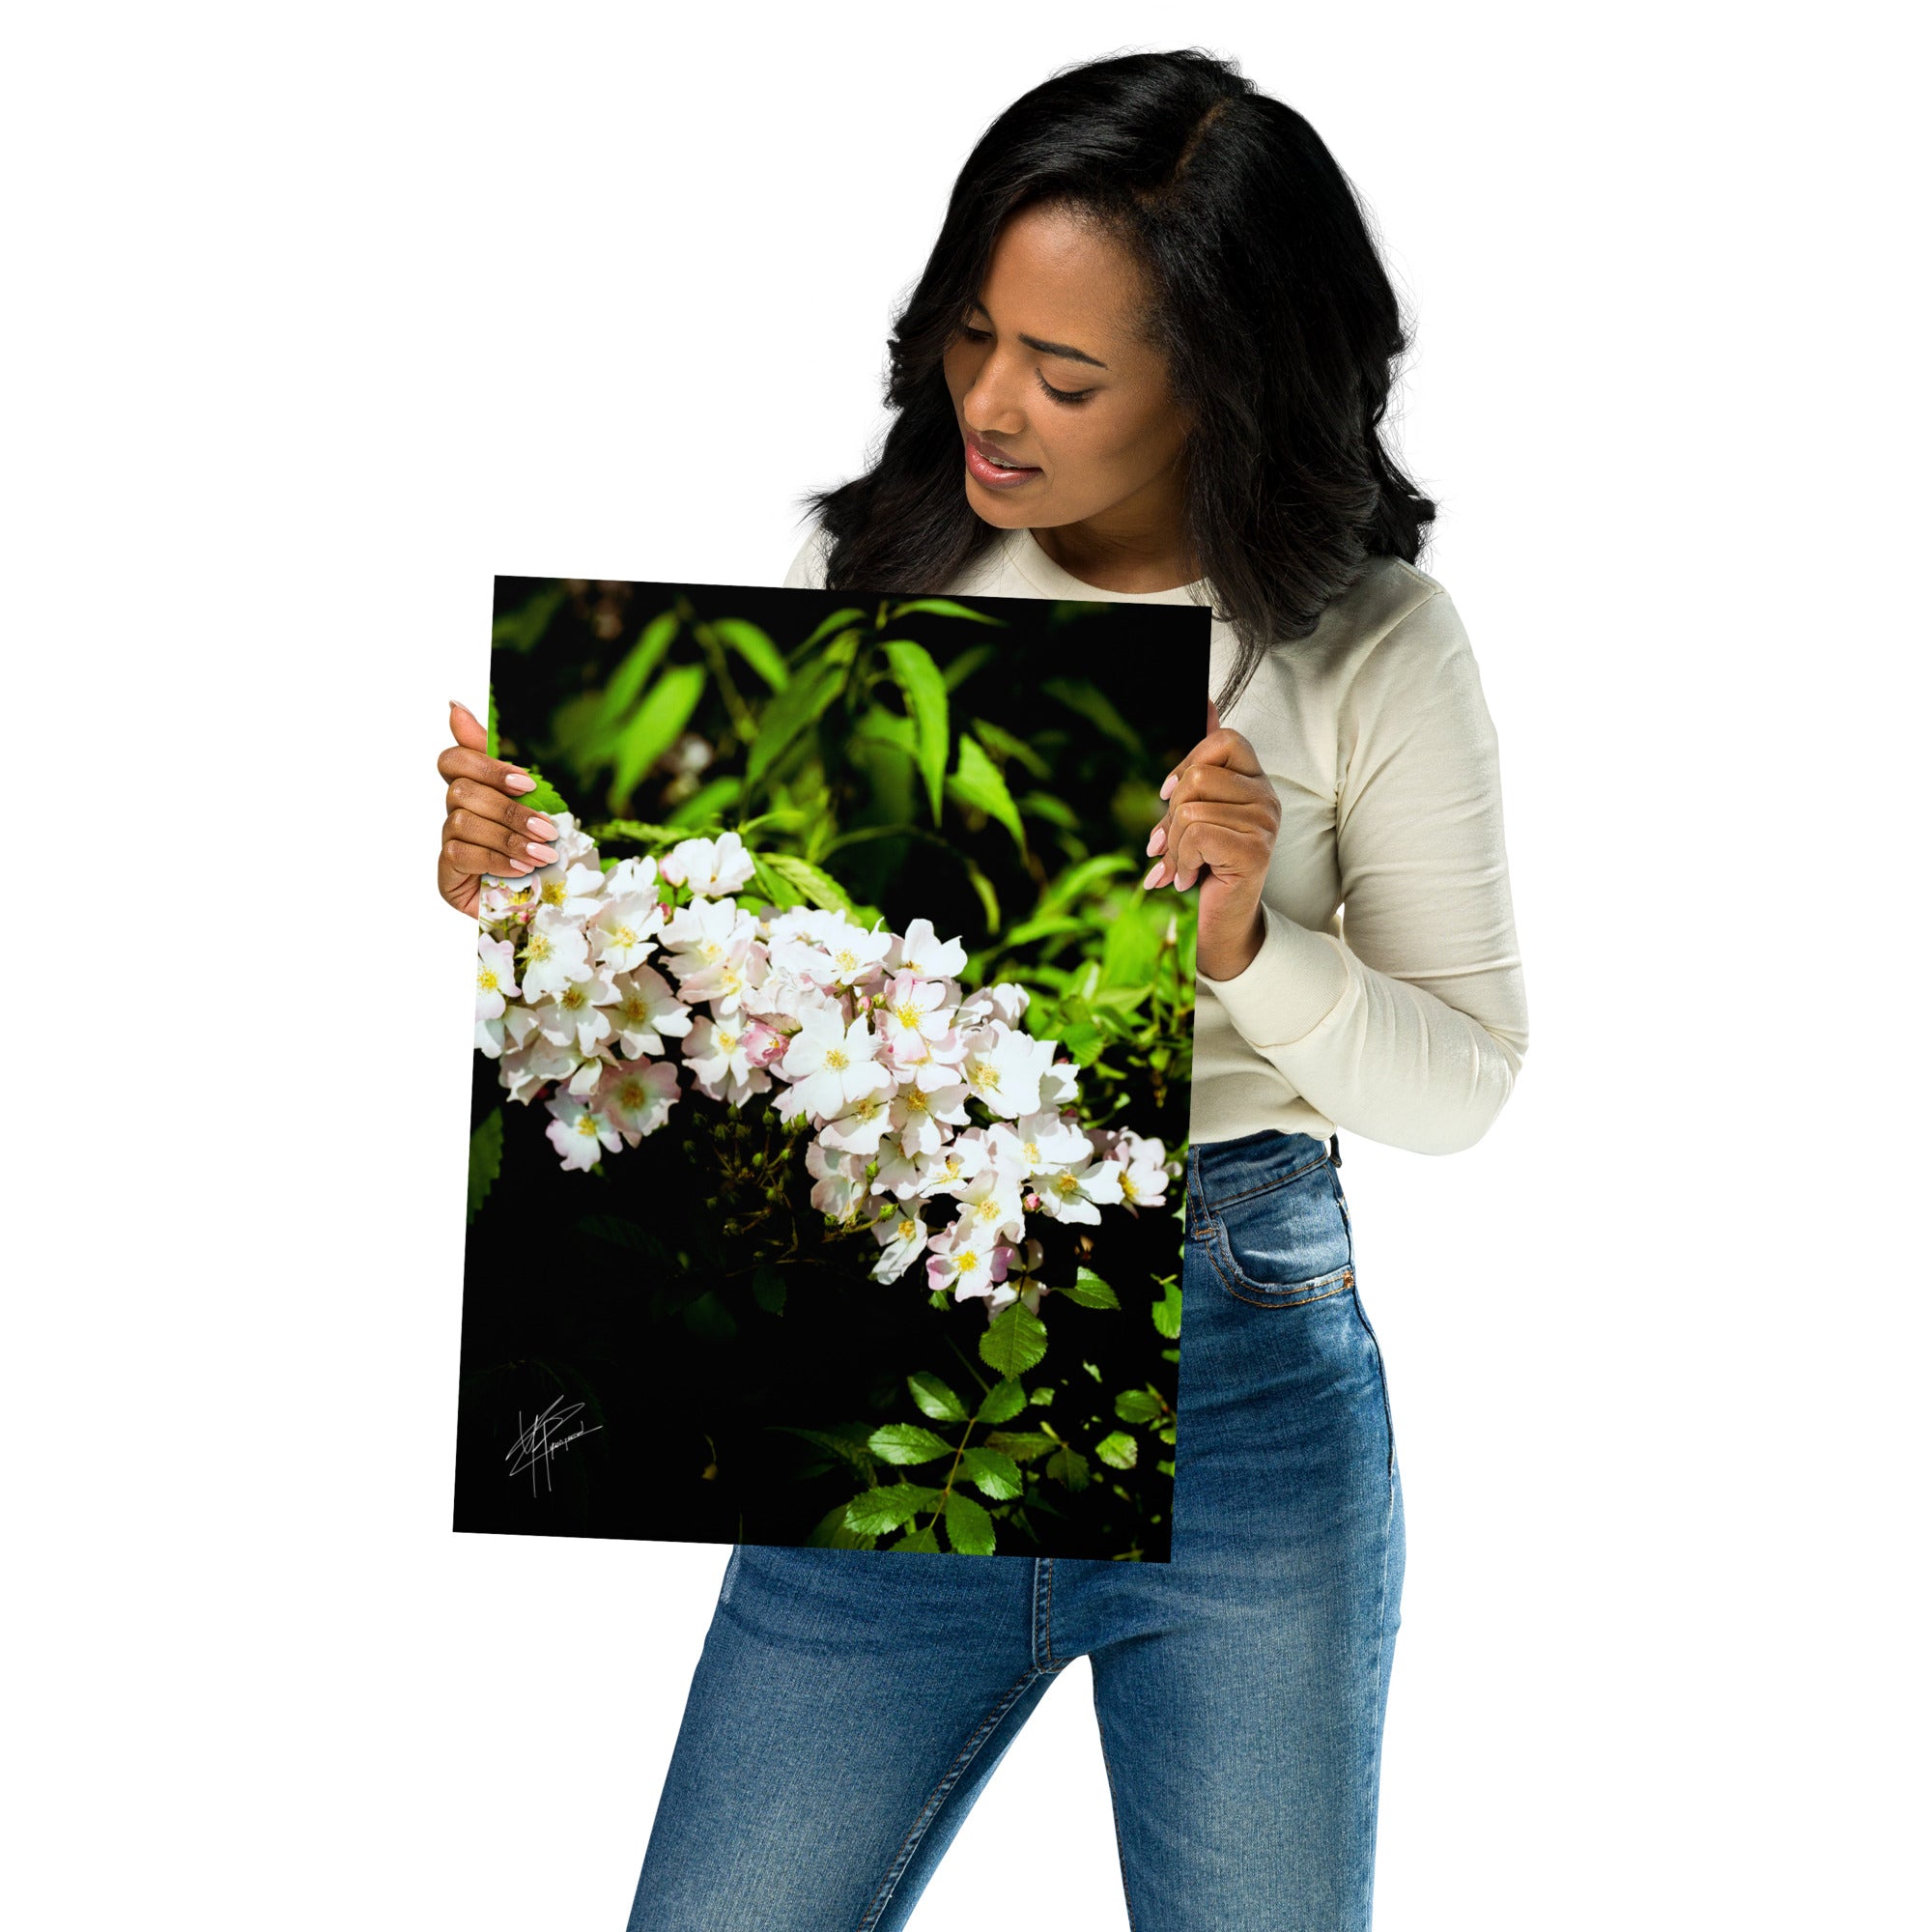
{"left": 436, "top": 698, "right": 559, "bottom": 920}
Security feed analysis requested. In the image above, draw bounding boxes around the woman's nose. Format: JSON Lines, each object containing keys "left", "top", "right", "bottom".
{"left": 961, "top": 357, "right": 1028, "bottom": 436}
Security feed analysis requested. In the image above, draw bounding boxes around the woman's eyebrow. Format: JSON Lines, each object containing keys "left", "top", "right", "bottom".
{"left": 968, "top": 300, "right": 1109, "bottom": 369}
{"left": 1020, "top": 333, "right": 1107, "bottom": 369}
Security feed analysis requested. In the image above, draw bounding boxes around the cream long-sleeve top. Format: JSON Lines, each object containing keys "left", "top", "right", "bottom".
{"left": 782, "top": 522, "right": 1529, "bottom": 1156}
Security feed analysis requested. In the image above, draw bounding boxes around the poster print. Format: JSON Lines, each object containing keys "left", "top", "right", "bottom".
{"left": 454, "top": 576, "right": 1209, "bottom": 1560}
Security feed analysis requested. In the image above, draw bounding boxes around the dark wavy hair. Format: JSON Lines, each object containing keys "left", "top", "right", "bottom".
{"left": 799, "top": 46, "right": 1436, "bottom": 712}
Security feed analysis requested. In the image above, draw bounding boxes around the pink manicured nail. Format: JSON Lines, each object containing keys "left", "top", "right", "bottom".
{"left": 1143, "top": 862, "right": 1166, "bottom": 889}
{"left": 1159, "top": 773, "right": 1178, "bottom": 800}
{"left": 526, "top": 842, "right": 557, "bottom": 864}
{"left": 1146, "top": 825, "right": 1167, "bottom": 857}
{"left": 503, "top": 770, "right": 536, "bottom": 794}
{"left": 526, "top": 815, "right": 555, "bottom": 838}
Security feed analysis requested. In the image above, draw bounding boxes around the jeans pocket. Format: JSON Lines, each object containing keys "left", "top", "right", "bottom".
{"left": 1205, "top": 1157, "right": 1355, "bottom": 1308}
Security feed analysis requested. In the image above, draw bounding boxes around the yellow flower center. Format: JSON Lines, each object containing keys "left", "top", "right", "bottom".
{"left": 478, "top": 968, "right": 499, "bottom": 991}
{"left": 1122, "top": 1175, "right": 1140, "bottom": 1203}
{"left": 824, "top": 1047, "right": 849, "bottom": 1070}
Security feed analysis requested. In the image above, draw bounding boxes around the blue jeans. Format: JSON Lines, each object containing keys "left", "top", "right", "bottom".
{"left": 626, "top": 1129, "right": 1406, "bottom": 1930}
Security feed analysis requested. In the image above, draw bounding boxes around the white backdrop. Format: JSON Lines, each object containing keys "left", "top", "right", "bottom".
{"left": 7, "top": 4, "right": 1924, "bottom": 1926}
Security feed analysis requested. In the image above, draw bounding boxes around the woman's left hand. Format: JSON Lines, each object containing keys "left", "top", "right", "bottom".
{"left": 1143, "top": 698, "right": 1281, "bottom": 981}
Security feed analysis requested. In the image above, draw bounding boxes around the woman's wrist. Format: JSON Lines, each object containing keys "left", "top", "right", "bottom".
{"left": 1197, "top": 904, "right": 1268, "bottom": 983}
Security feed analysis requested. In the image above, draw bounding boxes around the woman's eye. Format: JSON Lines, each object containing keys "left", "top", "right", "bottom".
{"left": 1037, "top": 372, "right": 1093, "bottom": 406}
{"left": 958, "top": 325, "right": 991, "bottom": 342}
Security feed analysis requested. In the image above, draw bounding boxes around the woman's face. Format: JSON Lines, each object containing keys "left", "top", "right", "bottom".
{"left": 940, "top": 202, "right": 1191, "bottom": 542}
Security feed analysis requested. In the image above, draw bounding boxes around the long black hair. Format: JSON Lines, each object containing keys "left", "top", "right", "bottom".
{"left": 800, "top": 47, "right": 1436, "bottom": 712}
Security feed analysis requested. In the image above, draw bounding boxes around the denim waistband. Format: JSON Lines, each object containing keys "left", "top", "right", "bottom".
{"left": 1186, "top": 1129, "right": 1333, "bottom": 1214}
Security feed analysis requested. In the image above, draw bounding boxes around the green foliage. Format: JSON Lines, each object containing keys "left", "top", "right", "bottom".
{"left": 868, "top": 1422, "right": 953, "bottom": 1465}
{"left": 466, "top": 1109, "right": 502, "bottom": 1225}
{"left": 907, "top": 1372, "right": 971, "bottom": 1423}
{"left": 1056, "top": 1267, "right": 1120, "bottom": 1310}
{"left": 980, "top": 1303, "right": 1048, "bottom": 1378}
{"left": 882, "top": 639, "right": 950, "bottom": 823}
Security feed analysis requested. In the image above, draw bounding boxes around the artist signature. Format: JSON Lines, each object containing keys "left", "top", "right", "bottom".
{"left": 507, "top": 1394, "right": 604, "bottom": 1492}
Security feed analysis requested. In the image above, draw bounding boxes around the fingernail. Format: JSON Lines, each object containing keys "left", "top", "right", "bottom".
{"left": 526, "top": 843, "right": 557, "bottom": 865}
{"left": 1160, "top": 773, "right": 1179, "bottom": 800}
{"left": 1146, "top": 825, "right": 1167, "bottom": 857}
{"left": 509, "top": 859, "right": 534, "bottom": 874}
{"left": 1143, "top": 862, "right": 1165, "bottom": 889}
{"left": 526, "top": 815, "right": 555, "bottom": 838}
{"left": 504, "top": 772, "right": 536, "bottom": 793}
{"left": 451, "top": 697, "right": 473, "bottom": 716}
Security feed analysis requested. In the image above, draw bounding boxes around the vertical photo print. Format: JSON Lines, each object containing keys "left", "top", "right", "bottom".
{"left": 456, "top": 577, "right": 1209, "bottom": 1559}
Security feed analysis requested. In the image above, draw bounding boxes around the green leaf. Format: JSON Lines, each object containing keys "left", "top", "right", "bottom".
{"left": 485, "top": 685, "right": 498, "bottom": 760}
{"left": 888, "top": 597, "right": 1006, "bottom": 625}
{"left": 1044, "top": 1445, "right": 1091, "bottom": 1492}
{"left": 1059, "top": 1020, "right": 1106, "bottom": 1067}
{"left": 963, "top": 857, "right": 1000, "bottom": 936}
{"left": 941, "top": 642, "right": 1000, "bottom": 691}
{"left": 845, "top": 1484, "right": 943, "bottom": 1534}
{"left": 1038, "top": 853, "right": 1139, "bottom": 916}
{"left": 711, "top": 617, "right": 789, "bottom": 692}
{"left": 956, "top": 1446, "right": 1023, "bottom": 1501}
{"left": 682, "top": 1291, "right": 737, "bottom": 1341}
{"left": 492, "top": 582, "right": 566, "bottom": 654}
{"left": 807, "top": 1501, "right": 877, "bottom": 1550}
{"left": 584, "top": 612, "right": 678, "bottom": 761}
{"left": 969, "top": 717, "right": 1051, "bottom": 779}
{"left": 948, "top": 734, "right": 1026, "bottom": 853}
{"left": 577, "top": 1213, "right": 670, "bottom": 1264}
{"left": 510, "top": 765, "right": 570, "bottom": 818}
{"left": 1115, "top": 1389, "right": 1165, "bottom": 1424}
{"left": 882, "top": 639, "right": 950, "bottom": 825}
{"left": 868, "top": 1422, "right": 955, "bottom": 1465}
{"left": 1152, "top": 1277, "right": 1184, "bottom": 1341}
{"left": 667, "top": 776, "right": 743, "bottom": 827}
{"left": 1055, "top": 1267, "right": 1120, "bottom": 1311}
{"left": 1017, "top": 790, "right": 1079, "bottom": 831}
{"left": 1040, "top": 676, "right": 1145, "bottom": 755}
{"left": 979, "top": 1302, "right": 1048, "bottom": 1378}
{"left": 752, "top": 1264, "right": 787, "bottom": 1315}
{"left": 746, "top": 659, "right": 843, "bottom": 790}
{"left": 795, "top": 607, "right": 867, "bottom": 655}
{"left": 887, "top": 1522, "right": 944, "bottom": 1553}
{"left": 749, "top": 853, "right": 805, "bottom": 910}
{"left": 466, "top": 1109, "right": 502, "bottom": 1225}
{"left": 944, "top": 1491, "right": 998, "bottom": 1554}
{"left": 1094, "top": 1431, "right": 1139, "bottom": 1471}
{"left": 610, "top": 663, "right": 707, "bottom": 812}
{"left": 906, "top": 1372, "right": 970, "bottom": 1423}
{"left": 983, "top": 1429, "right": 1056, "bottom": 1463}
{"left": 976, "top": 1378, "right": 1028, "bottom": 1425}
{"left": 769, "top": 1422, "right": 879, "bottom": 1479}
{"left": 760, "top": 851, "right": 855, "bottom": 916}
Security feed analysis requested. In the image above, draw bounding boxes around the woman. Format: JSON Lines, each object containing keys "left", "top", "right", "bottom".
{"left": 437, "top": 48, "right": 1528, "bottom": 1931}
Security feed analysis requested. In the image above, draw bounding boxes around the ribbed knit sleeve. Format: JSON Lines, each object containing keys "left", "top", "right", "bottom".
{"left": 1199, "top": 587, "right": 1530, "bottom": 1154}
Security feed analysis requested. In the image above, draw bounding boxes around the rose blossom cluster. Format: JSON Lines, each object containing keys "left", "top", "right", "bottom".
{"left": 474, "top": 812, "right": 1179, "bottom": 1316}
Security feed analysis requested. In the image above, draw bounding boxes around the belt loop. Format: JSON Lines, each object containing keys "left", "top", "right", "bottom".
{"left": 1328, "top": 1131, "right": 1342, "bottom": 1168}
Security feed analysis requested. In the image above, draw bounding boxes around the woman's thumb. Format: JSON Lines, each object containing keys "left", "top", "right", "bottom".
{"left": 449, "top": 697, "right": 488, "bottom": 751}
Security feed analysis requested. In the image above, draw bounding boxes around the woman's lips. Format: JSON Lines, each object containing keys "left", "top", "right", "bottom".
{"left": 963, "top": 432, "right": 1041, "bottom": 489}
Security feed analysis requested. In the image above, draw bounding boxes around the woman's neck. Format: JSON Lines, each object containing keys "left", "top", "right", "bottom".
{"left": 1029, "top": 519, "right": 1203, "bottom": 593}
